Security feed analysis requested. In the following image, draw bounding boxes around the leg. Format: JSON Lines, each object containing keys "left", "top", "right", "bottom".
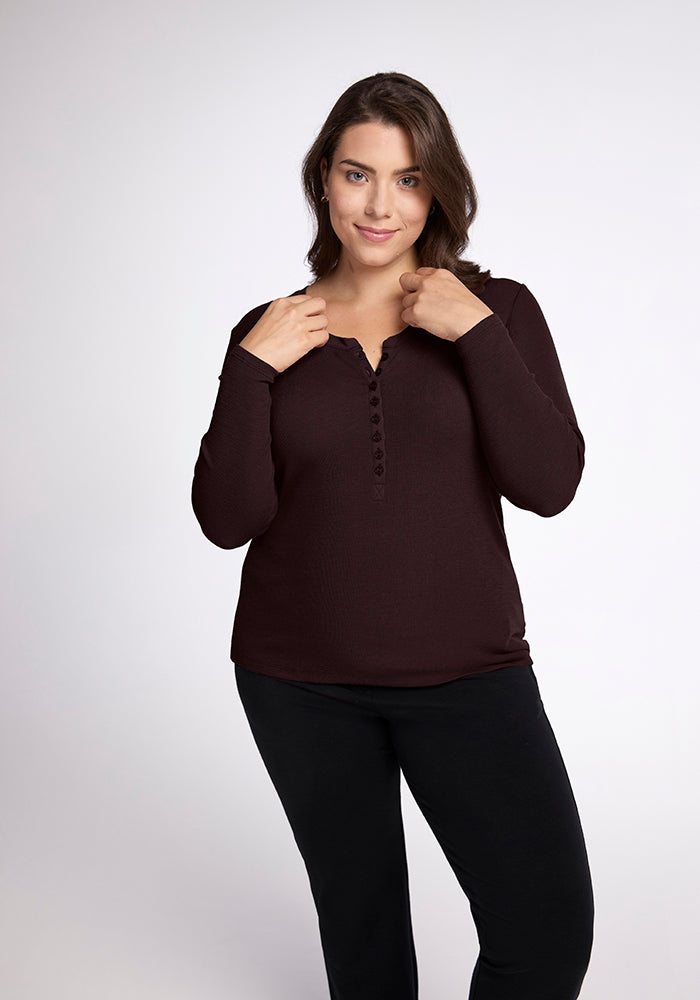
{"left": 234, "top": 665, "right": 419, "bottom": 1000}
{"left": 388, "top": 665, "right": 594, "bottom": 1000}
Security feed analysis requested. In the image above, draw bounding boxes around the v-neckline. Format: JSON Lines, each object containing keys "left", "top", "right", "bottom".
{"left": 296, "top": 286, "right": 410, "bottom": 347}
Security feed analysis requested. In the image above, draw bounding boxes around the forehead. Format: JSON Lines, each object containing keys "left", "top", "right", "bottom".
{"left": 335, "top": 121, "right": 416, "bottom": 162}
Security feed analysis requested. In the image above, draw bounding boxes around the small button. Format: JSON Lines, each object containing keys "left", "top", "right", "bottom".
{"left": 373, "top": 448, "right": 384, "bottom": 459}
{"left": 381, "top": 352, "right": 388, "bottom": 360}
{"left": 375, "top": 367, "right": 382, "bottom": 375}
{"left": 371, "top": 430, "right": 382, "bottom": 441}
{"left": 368, "top": 380, "right": 377, "bottom": 391}
{"left": 370, "top": 413, "right": 381, "bottom": 424}
{"left": 373, "top": 464, "right": 384, "bottom": 476}
{"left": 369, "top": 396, "right": 380, "bottom": 406}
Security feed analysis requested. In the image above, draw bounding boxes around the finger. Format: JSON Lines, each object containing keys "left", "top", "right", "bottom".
{"left": 306, "top": 312, "right": 328, "bottom": 332}
{"left": 285, "top": 293, "right": 326, "bottom": 312}
{"left": 398, "top": 271, "right": 420, "bottom": 291}
{"left": 300, "top": 295, "right": 327, "bottom": 315}
{"left": 415, "top": 266, "right": 437, "bottom": 276}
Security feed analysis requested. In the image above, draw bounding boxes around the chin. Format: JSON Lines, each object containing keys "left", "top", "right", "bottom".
{"left": 352, "top": 234, "right": 412, "bottom": 255}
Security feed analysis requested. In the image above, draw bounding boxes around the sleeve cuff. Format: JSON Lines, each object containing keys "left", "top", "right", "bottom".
{"left": 220, "top": 343, "right": 280, "bottom": 382}
{"left": 452, "top": 312, "right": 512, "bottom": 364}
{"left": 453, "top": 312, "right": 508, "bottom": 349}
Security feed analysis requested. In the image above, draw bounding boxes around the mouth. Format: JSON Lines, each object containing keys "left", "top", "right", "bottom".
{"left": 355, "top": 225, "right": 398, "bottom": 243}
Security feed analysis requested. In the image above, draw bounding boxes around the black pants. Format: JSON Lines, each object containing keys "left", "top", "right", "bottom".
{"left": 234, "top": 662, "right": 594, "bottom": 1000}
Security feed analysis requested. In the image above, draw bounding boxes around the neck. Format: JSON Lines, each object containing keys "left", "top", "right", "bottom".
{"left": 325, "top": 250, "right": 420, "bottom": 305}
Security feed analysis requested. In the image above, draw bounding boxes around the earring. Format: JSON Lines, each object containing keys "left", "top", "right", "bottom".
{"left": 320, "top": 194, "right": 328, "bottom": 203}
{"left": 429, "top": 203, "right": 436, "bottom": 215}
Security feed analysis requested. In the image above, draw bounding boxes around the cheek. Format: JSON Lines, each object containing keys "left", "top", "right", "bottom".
{"left": 406, "top": 197, "right": 432, "bottom": 227}
{"left": 330, "top": 187, "right": 361, "bottom": 221}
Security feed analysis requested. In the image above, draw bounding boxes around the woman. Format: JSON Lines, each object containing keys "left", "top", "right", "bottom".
{"left": 192, "top": 72, "right": 594, "bottom": 1000}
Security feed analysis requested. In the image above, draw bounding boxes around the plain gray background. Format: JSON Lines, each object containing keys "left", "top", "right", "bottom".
{"left": 2, "top": 1, "right": 699, "bottom": 997}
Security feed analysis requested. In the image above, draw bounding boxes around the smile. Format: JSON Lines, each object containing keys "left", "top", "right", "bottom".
{"left": 355, "top": 226, "right": 397, "bottom": 243}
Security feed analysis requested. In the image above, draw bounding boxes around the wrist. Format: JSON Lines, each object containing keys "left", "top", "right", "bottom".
{"left": 451, "top": 307, "right": 495, "bottom": 342}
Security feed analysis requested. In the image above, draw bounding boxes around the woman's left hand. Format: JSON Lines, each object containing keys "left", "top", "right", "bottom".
{"left": 399, "top": 267, "right": 494, "bottom": 342}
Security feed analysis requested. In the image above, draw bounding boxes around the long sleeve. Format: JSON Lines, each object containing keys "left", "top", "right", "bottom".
{"left": 454, "top": 283, "right": 585, "bottom": 517}
{"left": 191, "top": 306, "right": 280, "bottom": 548}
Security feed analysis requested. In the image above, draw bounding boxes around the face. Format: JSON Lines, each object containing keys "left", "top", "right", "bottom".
{"left": 320, "top": 121, "right": 434, "bottom": 274}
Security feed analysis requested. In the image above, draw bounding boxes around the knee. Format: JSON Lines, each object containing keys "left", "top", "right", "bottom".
{"left": 527, "top": 891, "right": 594, "bottom": 998}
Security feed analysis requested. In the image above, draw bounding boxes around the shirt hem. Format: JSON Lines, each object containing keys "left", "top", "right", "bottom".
{"left": 231, "top": 654, "right": 534, "bottom": 688}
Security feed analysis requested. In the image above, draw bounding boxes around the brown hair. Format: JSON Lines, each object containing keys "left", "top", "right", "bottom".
{"left": 301, "top": 72, "right": 491, "bottom": 293}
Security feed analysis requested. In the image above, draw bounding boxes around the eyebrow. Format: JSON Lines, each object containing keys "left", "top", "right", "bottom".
{"left": 339, "top": 158, "right": 421, "bottom": 176}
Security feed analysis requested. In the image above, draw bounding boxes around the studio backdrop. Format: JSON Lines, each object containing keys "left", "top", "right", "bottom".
{"left": 2, "top": 1, "right": 698, "bottom": 998}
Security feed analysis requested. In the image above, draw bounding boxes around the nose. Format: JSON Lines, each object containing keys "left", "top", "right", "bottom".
{"left": 364, "top": 179, "right": 393, "bottom": 219}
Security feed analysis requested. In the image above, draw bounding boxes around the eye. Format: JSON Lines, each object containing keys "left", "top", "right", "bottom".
{"left": 399, "top": 176, "right": 419, "bottom": 188}
{"left": 346, "top": 170, "right": 366, "bottom": 182}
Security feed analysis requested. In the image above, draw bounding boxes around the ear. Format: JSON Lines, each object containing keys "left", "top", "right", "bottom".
{"left": 320, "top": 157, "right": 328, "bottom": 197}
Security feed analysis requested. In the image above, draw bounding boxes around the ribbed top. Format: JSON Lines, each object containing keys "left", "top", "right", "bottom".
{"left": 191, "top": 276, "right": 584, "bottom": 686}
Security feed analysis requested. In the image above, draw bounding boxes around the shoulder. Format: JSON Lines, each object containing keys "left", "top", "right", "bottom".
{"left": 476, "top": 275, "right": 522, "bottom": 314}
{"left": 226, "top": 302, "right": 269, "bottom": 346}
{"left": 477, "top": 276, "right": 547, "bottom": 329}
{"left": 229, "top": 287, "right": 307, "bottom": 343}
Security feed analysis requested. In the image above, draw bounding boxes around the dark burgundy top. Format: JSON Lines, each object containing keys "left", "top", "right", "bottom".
{"left": 191, "top": 276, "right": 585, "bottom": 686}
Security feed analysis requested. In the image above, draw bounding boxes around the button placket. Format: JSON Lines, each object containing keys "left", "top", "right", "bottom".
{"left": 355, "top": 348, "right": 389, "bottom": 502}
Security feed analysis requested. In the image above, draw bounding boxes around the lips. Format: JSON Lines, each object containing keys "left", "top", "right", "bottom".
{"left": 355, "top": 225, "right": 397, "bottom": 243}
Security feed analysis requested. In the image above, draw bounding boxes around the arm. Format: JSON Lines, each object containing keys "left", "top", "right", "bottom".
{"left": 191, "top": 304, "right": 281, "bottom": 548}
{"left": 453, "top": 283, "right": 585, "bottom": 517}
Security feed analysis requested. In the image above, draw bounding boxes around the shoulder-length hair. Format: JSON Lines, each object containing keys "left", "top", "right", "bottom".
{"left": 301, "top": 72, "right": 491, "bottom": 293}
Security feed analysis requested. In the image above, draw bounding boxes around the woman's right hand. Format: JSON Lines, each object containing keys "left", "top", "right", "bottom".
{"left": 238, "top": 295, "right": 329, "bottom": 373}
